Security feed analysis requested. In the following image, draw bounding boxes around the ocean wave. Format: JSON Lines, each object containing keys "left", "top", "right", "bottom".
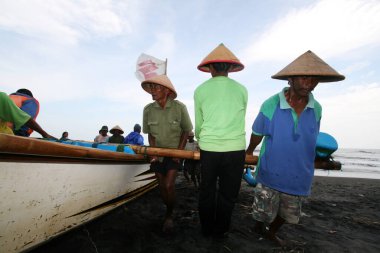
{"left": 318, "top": 148, "right": 380, "bottom": 178}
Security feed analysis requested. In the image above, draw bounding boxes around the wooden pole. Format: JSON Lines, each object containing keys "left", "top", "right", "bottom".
{"left": 0, "top": 134, "right": 145, "bottom": 162}
{"left": 128, "top": 145, "right": 259, "bottom": 165}
{"left": 0, "top": 134, "right": 340, "bottom": 170}
{"left": 128, "top": 145, "right": 341, "bottom": 170}
{"left": 164, "top": 58, "right": 168, "bottom": 75}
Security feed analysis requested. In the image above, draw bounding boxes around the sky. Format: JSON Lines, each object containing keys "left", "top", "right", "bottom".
{"left": 1, "top": 0, "right": 380, "bottom": 149}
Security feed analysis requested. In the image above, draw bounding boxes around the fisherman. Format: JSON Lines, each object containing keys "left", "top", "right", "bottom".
{"left": 245, "top": 50, "right": 345, "bottom": 246}
{"left": 124, "top": 123, "right": 144, "bottom": 145}
{"left": 142, "top": 74, "right": 193, "bottom": 233}
{"left": 108, "top": 125, "right": 125, "bottom": 144}
{"left": 94, "top": 125, "right": 109, "bottom": 143}
{"left": 0, "top": 91, "right": 54, "bottom": 139}
{"left": 194, "top": 43, "right": 248, "bottom": 238}
{"left": 9, "top": 88, "right": 40, "bottom": 137}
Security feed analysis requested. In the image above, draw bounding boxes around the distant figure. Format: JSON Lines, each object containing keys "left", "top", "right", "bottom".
{"left": 124, "top": 123, "right": 144, "bottom": 145}
{"left": 108, "top": 125, "right": 125, "bottom": 144}
{"left": 94, "top": 125, "right": 109, "bottom": 143}
{"left": 8, "top": 88, "right": 40, "bottom": 137}
{"left": 0, "top": 91, "right": 54, "bottom": 139}
{"left": 183, "top": 131, "right": 201, "bottom": 188}
{"left": 60, "top": 131, "right": 69, "bottom": 141}
{"left": 245, "top": 50, "right": 345, "bottom": 246}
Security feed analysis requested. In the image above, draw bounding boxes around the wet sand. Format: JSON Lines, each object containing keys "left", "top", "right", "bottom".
{"left": 30, "top": 176, "right": 380, "bottom": 253}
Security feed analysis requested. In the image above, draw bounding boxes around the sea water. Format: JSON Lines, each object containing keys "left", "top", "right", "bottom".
{"left": 314, "top": 148, "right": 380, "bottom": 179}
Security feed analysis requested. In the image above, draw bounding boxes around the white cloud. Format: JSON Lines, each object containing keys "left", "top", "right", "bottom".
{"left": 242, "top": 0, "right": 380, "bottom": 64}
{"left": 145, "top": 32, "right": 177, "bottom": 60}
{"left": 319, "top": 82, "right": 380, "bottom": 148}
{"left": 341, "top": 61, "right": 370, "bottom": 75}
{"left": 0, "top": 0, "right": 141, "bottom": 45}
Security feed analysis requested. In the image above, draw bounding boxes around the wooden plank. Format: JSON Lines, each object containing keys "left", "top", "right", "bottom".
{"left": 0, "top": 134, "right": 145, "bottom": 161}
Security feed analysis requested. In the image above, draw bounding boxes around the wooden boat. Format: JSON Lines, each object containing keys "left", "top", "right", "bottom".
{"left": 0, "top": 133, "right": 341, "bottom": 252}
{"left": 0, "top": 134, "right": 157, "bottom": 253}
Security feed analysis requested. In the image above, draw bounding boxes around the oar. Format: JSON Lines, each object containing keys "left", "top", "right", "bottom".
{"left": 127, "top": 145, "right": 259, "bottom": 165}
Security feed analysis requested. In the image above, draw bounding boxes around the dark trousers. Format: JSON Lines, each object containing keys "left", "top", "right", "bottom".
{"left": 198, "top": 149, "right": 245, "bottom": 234}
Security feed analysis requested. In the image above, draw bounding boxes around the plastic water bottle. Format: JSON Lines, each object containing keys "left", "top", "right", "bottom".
{"left": 243, "top": 167, "right": 257, "bottom": 187}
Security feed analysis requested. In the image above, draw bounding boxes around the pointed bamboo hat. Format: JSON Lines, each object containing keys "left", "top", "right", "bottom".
{"left": 141, "top": 74, "right": 177, "bottom": 99}
{"left": 272, "top": 50, "right": 345, "bottom": 82}
{"left": 110, "top": 125, "right": 124, "bottom": 134}
{"left": 197, "top": 43, "right": 244, "bottom": 73}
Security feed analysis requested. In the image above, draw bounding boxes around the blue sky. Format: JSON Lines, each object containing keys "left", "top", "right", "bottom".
{"left": 1, "top": 0, "right": 379, "bottom": 149}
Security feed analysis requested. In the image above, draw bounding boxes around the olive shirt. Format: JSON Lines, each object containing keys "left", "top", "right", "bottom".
{"left": 143, "top": 98, "right": 193, "bottom": 149}
{"left": 194, "top": 76, "right": 248, "bottom": 152}
{"left": 0, "top": 92, "right": 31, "bottom": 134}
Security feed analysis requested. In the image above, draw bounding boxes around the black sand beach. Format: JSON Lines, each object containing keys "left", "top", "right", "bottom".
{"left": 30, "top": 176, "right": 380, "bottom": 253}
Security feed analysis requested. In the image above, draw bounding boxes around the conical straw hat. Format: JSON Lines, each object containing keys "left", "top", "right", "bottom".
{"left": 198, "top": 43, "right": 244, "bottom": 73}
{"left": 141, "top": 74, "right": 177, "bottom": 99}
{"left": 110, "top": 125, "right": 124, "bottom": 134}
{"left": 272, "top": 50, "right": 345, "bottom": 82}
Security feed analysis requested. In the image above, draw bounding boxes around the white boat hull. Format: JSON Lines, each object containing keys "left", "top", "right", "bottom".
{"left": 0, "top": 160, "right": 155, "bottom": 252}
{"left": 0, "top": 134, "right": 156, "bottom": 252}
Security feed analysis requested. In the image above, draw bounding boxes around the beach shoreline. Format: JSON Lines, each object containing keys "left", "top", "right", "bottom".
{"left": 30, "top": 175, "right": 380, "bottom": 253}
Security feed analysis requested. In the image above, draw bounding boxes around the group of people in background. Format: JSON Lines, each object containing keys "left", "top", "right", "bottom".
{"left": 93, "top": 123, "right": 144, "bottom": 145}
{"left": 0, "top": 42, "right": 345, "bottom": 247}
{"left": 140, "top": 43, "right": 345, "bottom": 246}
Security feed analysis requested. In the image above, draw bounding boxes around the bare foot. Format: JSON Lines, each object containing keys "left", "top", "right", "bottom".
{"left": 162, "top": 217, "right": 174, "bottom": 234}
{"left": 254, "top": 222, "right": 266, "bottom": 236}
{"left": 267, "top": 233, "right": 287, "bottom": 247}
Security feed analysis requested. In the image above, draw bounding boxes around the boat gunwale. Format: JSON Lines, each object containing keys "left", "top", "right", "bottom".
{"left": 0, "top": 151, "right": 149, "bottom": 164}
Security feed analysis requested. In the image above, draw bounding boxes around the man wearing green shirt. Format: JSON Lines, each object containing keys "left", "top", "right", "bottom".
{"left": 194, "top": 43, "right": 248, "bottom": 238}
{"left": 142, "top": 74, "right": 193, "bottom": 234}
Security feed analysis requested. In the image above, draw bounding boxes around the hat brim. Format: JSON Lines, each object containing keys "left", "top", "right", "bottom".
{"left": 110, "top": 129, "right": 124, "bottom": 134}
{"left": 197, "top": 60, "right": 244, "bottom": 73}
{"left": 141, "top": 75, "right": 177, "bottom": 99}
{"left": 271, "top": 74, "right": 345, "bottom": 82}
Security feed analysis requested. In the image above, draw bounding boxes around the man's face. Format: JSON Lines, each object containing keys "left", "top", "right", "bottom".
{"left": 289, "top": 76, "right": 319, "bottom": 97}
{"left": 148, "top": 83, "right": 170, "bottom": 101}
{"left": 112, "top": 130, "right": 122, "bottom": 136}
{"left": 100, "top": 130, "right": 108, "bottom": 136}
